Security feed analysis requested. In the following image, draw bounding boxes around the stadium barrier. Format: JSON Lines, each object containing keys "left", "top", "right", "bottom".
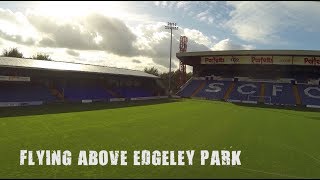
{"left": 0, "top": 96, "right": 170, "bottom": 107}
{"left": 178, "top": 77, "right": 194, "bottom": 93}
{"left": 227, "top": 99, "right": 241, "bottom": 103}
{"left": 236, "top": 77, "right": 250, "bottom": 82}
{"left": 308, "top": 79, "right": 320, "bottom": 85}
{"left": 81, "top": 100, "right": 93, "bottom": 103}
{"left": 171, "top": 95, "right": 181, "bottom": 99}
{"left": 0, "top": 101, "right": 43, "bottom": 107}
{"left": 193, "top": 77, "right": 205, "bottom": 80}
{"left": 306, "top": 105, "right": 320, "bottom": 109}
{"left": 279, "top": 78, "right": 294, "bottom": 83}
{"left": 130, "top": 96, "right": 168, "bottom": 101}
{"left": 241, "top": 100, "right": 258, "bottom": 104}
{"left": 190, "top": 97, "right": 206, "bottom": 100}
{"left": 109, "top": 98, "right": 126, "bottom": 102}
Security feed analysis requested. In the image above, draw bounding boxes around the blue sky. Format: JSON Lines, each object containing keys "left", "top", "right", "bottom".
{"left": 0, "top": 1, "right": 319, "bottom": 72}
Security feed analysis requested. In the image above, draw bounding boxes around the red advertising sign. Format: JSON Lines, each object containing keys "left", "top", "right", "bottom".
{"left": 251, "top": 56, "right": 273, "bottom": 64}
{"left": 304, "top": 57, "right": 320, "bottom": 66}
{"left": 293, "top": 57, "right": 320, "bottom": 66}
{"left": 201, "top": 57, "right": 226, "bottom": 64}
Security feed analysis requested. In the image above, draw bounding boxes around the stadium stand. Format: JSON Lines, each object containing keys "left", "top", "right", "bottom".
{"left": 264, "top": 82, "right": 296, "bottom": 105}
{"left": 0, "top": 57, "right": 165, "bottom": 107}
{"left": 176, "top": 50, "right": 320, "bottom": 108}
{"left": 179, "top": 78, "right": 320, "bottom": 107}
{"left": 177, "top": 79, "right": 203, "bottom": 97}
{"left": 297, "top": 84, "right": 320, "bottom": 106}
{"left": 228, "top": 81, "right": 261, "bottom": 103}
{"left": 0, "top": 83, "right": 56, "bottom": 102}
{"left": 112, "top": 87, "right": 153, "bottom": 98}
{"left": 63, "top": 83, "right": 114, "bottom": 101}
{"left": 195, "top": 80, "right": 232, "bottom": 100}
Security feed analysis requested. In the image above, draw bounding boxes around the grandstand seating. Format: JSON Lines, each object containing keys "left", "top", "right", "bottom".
{"left": 264, "top": 83, "right": 296, "bottom": 105}
{"left": 178, "top": 78, "right": 320, "bottom": 107}
{"left": 195, "top": 80, "right": 232, "bottom": 100}
{"left": 178, "top": 79, "right": 203, "bottom": 97}
{"left": 297, "top": 84, "right": 320, "bottom": 106}
{"left": 228, "top": 81, "right": 261, "bottom": 102}
{"left": 0, "top": 83, "right": 55, "bottom": 102}
{"left": 1, "top": 77, "right": 318, "bottom": 107}
{"left": 112, "top": 87, "right": 153, "bottom": 98}
{"left": 63, "top": 84, "right": 113, "bottom": 101}
{"left": 50, "top": 82, "right": 155, "bottom": 100}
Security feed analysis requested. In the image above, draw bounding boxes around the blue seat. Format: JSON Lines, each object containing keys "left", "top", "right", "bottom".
{"left": 178, "top": 80, "right": 203, "bottom": 97}
{"left": 228, "top": 81, "right": 261, "bottom": 102}
{"left": 264, "top": 83, "right": 296, "bottom": 105}
{"left": 0, "top": 84, "right": 55, "bottom": 102}
{"left": 297, "top": 84, "right": 320, "bottom": 106}
{"left": 195, "top": 80, "right": 232, "bottom": 100}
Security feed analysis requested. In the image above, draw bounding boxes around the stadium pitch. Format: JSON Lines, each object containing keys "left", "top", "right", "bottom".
{"left": 0, "top": 99, "right": 320, "bottom": 178}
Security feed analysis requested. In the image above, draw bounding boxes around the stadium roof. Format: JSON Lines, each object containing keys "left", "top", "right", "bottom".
{"left": 176, "top": 50, "right": 320, "bottom": 66}
{"left": 177, "top": 50, "right": 320, "bottom": 58}
{"left": 0, "top": 57, "right": 158, "bottom": 78}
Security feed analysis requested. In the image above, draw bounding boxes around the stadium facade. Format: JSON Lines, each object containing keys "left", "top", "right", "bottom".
{"left": 176, "top": 50, "right": 320, "bottom": 108}
{"left": 0, "top": 57, "right": 167, "bottom": 107}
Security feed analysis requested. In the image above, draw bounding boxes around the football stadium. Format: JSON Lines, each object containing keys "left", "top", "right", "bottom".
{"left": 0, "top": 48, "right": 320, "bottom": 178}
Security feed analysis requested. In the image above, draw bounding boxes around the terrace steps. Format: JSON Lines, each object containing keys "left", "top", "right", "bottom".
{"left": 293, "top": 85, "right": 301, "bottom": 105}
{"left": 105, "top": 88, "right": 122, "bottom": 98}
{"left": 191, "top": 81, "right": 206, "bottom": 97}
{"left": 50, "top": 88, "right": 64, "bottom": 100}
{"left": 223, "top": 82, "right": 235, "bottom": 100}
{"left": 259, "top": 83, "right": 265, "bottom": 103}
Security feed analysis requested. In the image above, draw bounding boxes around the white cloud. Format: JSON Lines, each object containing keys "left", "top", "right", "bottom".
{"left": 188, "top": 11, "right": 195, "bottom": 16}
{"left": 132, "top": 59, "right": 141, "bottom": 64}
{"left": 195, "top": 9, "right": 214, "bottom": 24}
{"left": 131, "top": 22, "right": 213, "bottom": 69}
{"left": 225, "top": 1, "right": 320, "bottom": 43}
{"left": 26, "top": 12, "right": 139, "bottom": 57}
{"left": 196, "top": 10, "right": 209, "bottom": 19}
{"left": 183, "top": 28, "right": 212, "bottom": 47}
{"left": 211, "top": 38, "right": 254, "bottom": 51}
{"left": 168, "top": 1, "right": 176, "bottom": 9}
{"left": 0, "top": 7, "right": 212, "bottom": 72}
{"left": 154, "top": 1, "right": 160, "bottom": 6}
{"left": 66, "top": 49, "right": 80, "bottom": 57}
{"left": 176, "top": 1, "right": 192, "bottom": 10}
{"left": 0, "top": 3, "right": 258, "bottom": 73}
{"left": 211, "top": 35, "right": 218, "bottom": 41}
{"left": 161, "top": 1, "right": 168, "bottom": 7}
{"left": 0, "top": 8, "right": 39, "bottom": 44}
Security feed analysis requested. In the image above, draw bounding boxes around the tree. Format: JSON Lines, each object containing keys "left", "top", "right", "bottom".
{"left": 144, "top": 67, "right": 159, "bottom": 76}
{"left": 32, "top": 53, "right": 52, "bottom": 61}
{"left": 158, "top": 69, "right": 193, "bottom": 94}
{"left": 186, "top": 72, "right": 193, "bottom": 81}
{"left": 2, "top": 48, "right": 23, "bottom": 58}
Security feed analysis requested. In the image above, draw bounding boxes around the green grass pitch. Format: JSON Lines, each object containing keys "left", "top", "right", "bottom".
{"left": 0, "top": 99, "right": 320, "bottom": 178}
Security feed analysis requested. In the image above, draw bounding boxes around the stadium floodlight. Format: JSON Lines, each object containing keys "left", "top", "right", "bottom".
{"left": 165, "top": 22, "right": 179, "bottom": 96}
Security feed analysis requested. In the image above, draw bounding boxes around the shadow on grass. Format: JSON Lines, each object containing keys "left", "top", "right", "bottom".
{"left": 232, "top": 102, "right": 320, "bottom": 113}
{"left": 188, "top": 98, "right": 320, "bottom": 121}
{"left": 232, "top": 102, "right": 320, "bottom": 121}
{"left": 186, "top": 98, "right": 320, "bottom": 113}
{"left": 0, "top": 99, "right": 181, "bottom": 118}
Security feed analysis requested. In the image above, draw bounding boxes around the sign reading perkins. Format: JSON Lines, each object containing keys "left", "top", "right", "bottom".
{"left": 20, "top": 149, "right": 241, "bottom": 166}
